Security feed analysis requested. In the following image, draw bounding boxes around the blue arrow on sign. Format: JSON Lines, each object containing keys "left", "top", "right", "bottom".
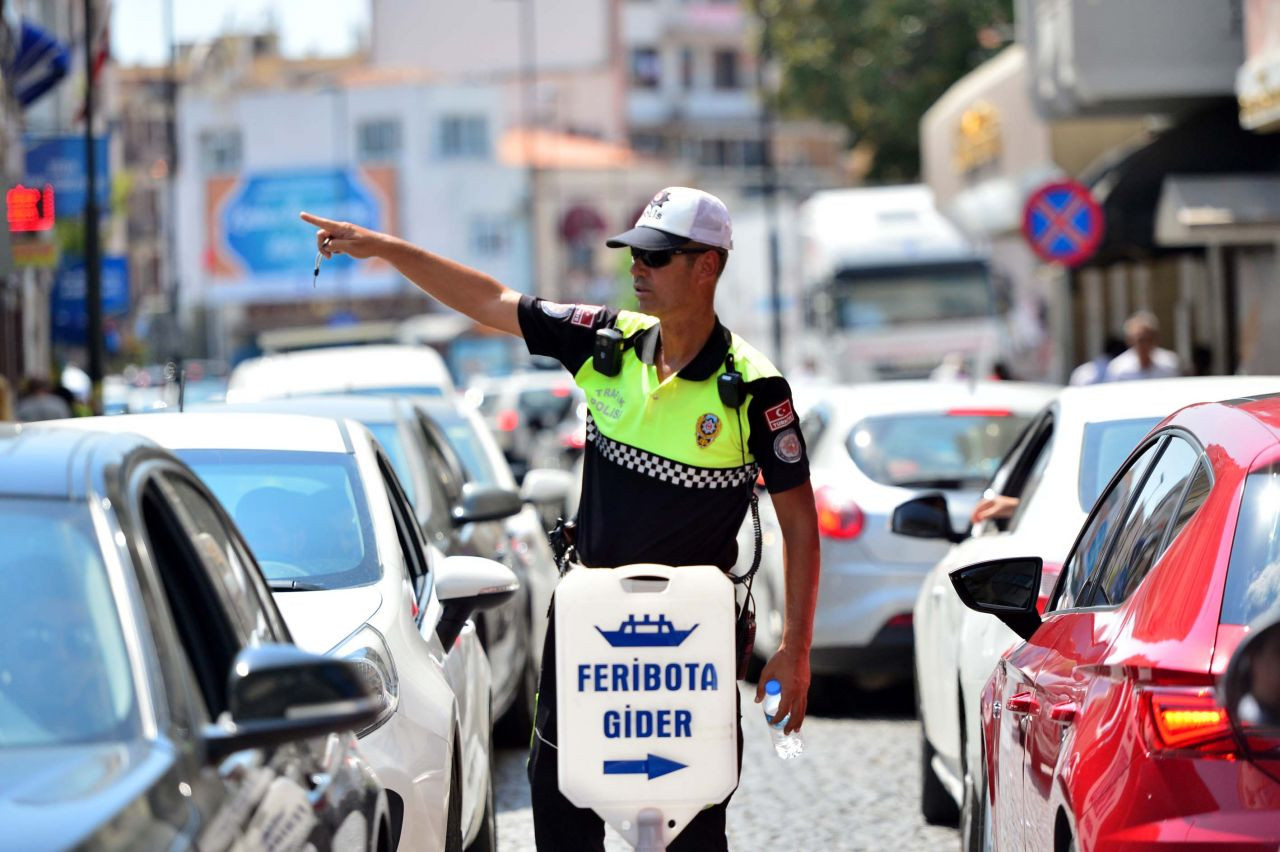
{"left": 602, "top": 754, "right": 687, "bottom": 780}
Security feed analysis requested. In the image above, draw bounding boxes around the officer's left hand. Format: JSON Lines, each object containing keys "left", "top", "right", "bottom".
{"left": 755, "top": 645, "right": 810, "bottom": 734}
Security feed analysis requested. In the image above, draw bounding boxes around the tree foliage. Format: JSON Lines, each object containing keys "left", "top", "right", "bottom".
{"left": 762, "top": 0, "right": 1014, "bottom": 182}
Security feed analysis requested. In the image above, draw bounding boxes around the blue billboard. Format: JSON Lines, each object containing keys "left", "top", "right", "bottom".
{"left": 51, "top": 255, "right": 129, "bottom": 343}
{"left": 24, "top": 134, "right": 110, "bottom": 217}
{"left": 220, "top": 169, "right": 380, "bottom": 276}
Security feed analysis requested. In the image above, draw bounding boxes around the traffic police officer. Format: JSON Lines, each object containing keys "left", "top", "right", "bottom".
{"left": 302, "top": 187, "right": 820, "bottom": 851}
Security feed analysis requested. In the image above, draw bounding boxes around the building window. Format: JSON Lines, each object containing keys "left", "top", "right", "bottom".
{"left": 713, "top": 49, "right": 740, "bottom": 90}
{"left": 198, "top": 129, "right": 241, "bottom": 175}
{"left": 631, "top": 47, "right": 661, "bottom": 89}
{"left": 681, "top": 48, "right": 695, "bottom": 90}
{"left": 438, "top": 115, "right": 490, "bottom": 159}
{"left": 357, "top": 118, "right": 402, "bottom": 162}
{"left": 471, "top": 217, "right": 508, "bottom": 256}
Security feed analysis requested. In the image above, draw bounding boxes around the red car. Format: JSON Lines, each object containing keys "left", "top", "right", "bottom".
{"left": 951, "top": 393, "right": 1280, "bottom": 851}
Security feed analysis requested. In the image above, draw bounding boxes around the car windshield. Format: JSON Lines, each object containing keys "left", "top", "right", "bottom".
{"left": 1221, "top": 462, "right": 1280, "bottom": 626}
{"left": 363, "top": 421, "right": 417, "bottom": 504}
{"left": 831, "top": 261, "right": 992, "bottom": 328}
{"left": 0, "top": 499, "right": 139, "bottom": 746}
{"left": 845, "top": 411, "right": 1030, "bottom": 489}
{"left": 179, "top": 450, "right": 381, "bottom": 589}
{"left": 325, "top": 385, "right": 444, "bottom": 398}
{"left": 1077, "top": 417, "right": 1161, "bottom": 509}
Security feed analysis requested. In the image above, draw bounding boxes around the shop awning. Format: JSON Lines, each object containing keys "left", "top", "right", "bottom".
{"left": 1156, "top": 175, "right": 1280, "bottom": 246}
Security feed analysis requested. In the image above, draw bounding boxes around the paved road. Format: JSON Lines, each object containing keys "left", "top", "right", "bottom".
{"left": 493, "top": 680, "right": 958, "bottom": 851}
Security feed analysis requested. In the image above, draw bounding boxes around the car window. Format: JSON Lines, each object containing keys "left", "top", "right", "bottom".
{"left": 1056, "top": 439, "right": 1163, "bottom": 610}
{"left": 1007, "top": 428, "right": 1055, "bottom": 533}
{"left": 1077, "top": 416, "right": 1163, "bottom": 510}
{"left": 1166, "top": 460, "right": 1212, "bottom": 551}
{"left": 0, "top": 498, "right": 139, "bottom": 746}
{"left": 984, "top": 411, "right": 1046, "bottom": 498}
{"left": 438, "top": 416, "right": 505, "bottom": 487}
{"left": 376, "top": 451, "right": 431, "bottom": 595}
{"left": 845, "top": 410, "right": 1031, "bottom": 489}
{"left": 364, "top": 420, "right": 418, "bottom": 505}
{"left": 1085, "top": 436, "right": 1201, "bottom": 607}
{"left": 1221, "top": 462, "right": 1280, "bottom": 625}
{"left": 162, "top": 474, "right": 284, "bottom": 645}
{"left": 179, "top": 449, "right": 381, "bottom": 590}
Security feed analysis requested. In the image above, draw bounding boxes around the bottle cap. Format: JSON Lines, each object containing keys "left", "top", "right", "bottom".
{"left": 765, "top": 679, "right": 781, "bottom": 695}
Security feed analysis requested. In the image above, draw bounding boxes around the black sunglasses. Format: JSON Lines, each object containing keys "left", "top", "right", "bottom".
{"left": 630, "top": 246, "right": 716, "bottom": 269}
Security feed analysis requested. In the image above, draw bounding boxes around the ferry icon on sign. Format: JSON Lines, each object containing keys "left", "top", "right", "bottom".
{"left": 596, "top": 614, "right": 698, "bottom": 648}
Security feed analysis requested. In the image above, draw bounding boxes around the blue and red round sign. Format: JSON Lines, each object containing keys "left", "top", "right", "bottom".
{"left": 1021, "top": 180, "right": 1105, "bottom": 267}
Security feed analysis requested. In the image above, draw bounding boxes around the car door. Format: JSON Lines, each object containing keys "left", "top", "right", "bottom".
{"left": 1020, "top": 435, "right": 1210, "bottom": 841}
{"left": 134, "top": 468, "right": 359, "bottom": 850}
{"left": 989, "top": 437, "right": 1162, "bottom": 849}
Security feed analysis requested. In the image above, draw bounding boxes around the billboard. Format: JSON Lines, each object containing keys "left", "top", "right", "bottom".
{"left": 24, "top": 135, "right": 110, "bottom": 217}
{"left": 203, "top": 166, "right": 399, "bottom": 304}
{"left": 51, "top": 255, "right": 129, "bottom": 343}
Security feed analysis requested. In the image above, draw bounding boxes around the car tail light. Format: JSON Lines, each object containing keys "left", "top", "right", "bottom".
{"left": 886, "top": 613, "right": 913, "bottom": 628}
{"left": 496, "top": 409, "right": 519, "bottom": 432}
{"left": 552, "top": 386, "right": 572, "bottom": 398}
{"left": 1036, "top": 561, "right": 1063, "bottom": 615}
{"left": 815, "top": 484, "right": 864, "bottom": 540}
{"left": 1142, "top": 688, "right": 1234, "bottom": 754}
{"left": 946, "top": 407, "right": 1012, "bottom": 418}
{"left": 561, "top": 426, "right": 586, "bottom": 450}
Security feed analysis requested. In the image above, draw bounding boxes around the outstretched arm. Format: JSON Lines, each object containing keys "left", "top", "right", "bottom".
{"left": 301, "top": 212, "right": 523, "bottom": 337}
{"left": 754, "top": 480, "right": 820, "bottom": 733}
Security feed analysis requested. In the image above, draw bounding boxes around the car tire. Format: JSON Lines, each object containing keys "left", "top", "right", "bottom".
{"left": 446, "top": 740, "right": 464, "bottom": 852}
{"left": 921, "top": 730, "right": 960, "bottom": 826}
{"left": 465, "top": 748, "right": 497, "bottom": 852}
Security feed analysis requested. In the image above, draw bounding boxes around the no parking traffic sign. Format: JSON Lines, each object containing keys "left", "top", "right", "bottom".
{"left": 1021, "top": 180, "right": 1105, "bottom": 267}
{"left": 556, "top": 564, "right": 738, "bottom": 849}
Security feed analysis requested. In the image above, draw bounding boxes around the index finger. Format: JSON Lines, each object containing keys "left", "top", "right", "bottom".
{"left": 300, "top": 211, "right": 340, "bottom": 230}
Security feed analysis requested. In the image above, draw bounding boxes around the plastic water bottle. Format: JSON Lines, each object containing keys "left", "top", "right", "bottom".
{"left": 762, "top": 679, "right": 804, "bottom": 759}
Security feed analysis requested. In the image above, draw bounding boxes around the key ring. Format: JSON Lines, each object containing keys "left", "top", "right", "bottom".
{"left": 313, "top": 237, "right": 332, "bottom": 287}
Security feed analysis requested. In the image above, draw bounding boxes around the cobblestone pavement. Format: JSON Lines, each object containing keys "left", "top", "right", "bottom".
{"left": 494, "top": 680, "right": 957, "bottom": 851}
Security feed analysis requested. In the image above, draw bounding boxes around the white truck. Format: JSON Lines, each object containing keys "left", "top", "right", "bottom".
{"left": 798, "top": 185, "right": 1004, "bottom": 382}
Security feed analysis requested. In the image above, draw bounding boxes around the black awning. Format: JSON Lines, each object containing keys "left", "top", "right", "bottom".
{"left": 1082, "top": 101, "right": 1280, "bottom": 264}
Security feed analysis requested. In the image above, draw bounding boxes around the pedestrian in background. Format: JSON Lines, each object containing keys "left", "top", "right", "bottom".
{"left": 1104, "top": 310, "right": 1182, "bottom": 381}
{"left": 0, "top": 376, "right": 13, "bottom": 421}
{"left": 1068, "top": 336, "right": 1128, "bottom": 386}
{"left": 15, "top": 376, "right": 71, "bottom": 422}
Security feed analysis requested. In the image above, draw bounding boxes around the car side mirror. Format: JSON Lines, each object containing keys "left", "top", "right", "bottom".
{"left": 1220, "top": 619, "right": 1280, "bottom": 731}
{"left": 520, "top": 468, "right": 574, "bottom": 506}
{"left": 949, "top": 556, "right": 1043, "bottom": 642}
{"left": 451, "top": 482, "right": 523, "bottom": 526}
{"left": 434, "top": 555, "right": 520, "bottom": 647}
{"left": 202, "top": 643, "right": 380, "bottom": 764}
{"left": 892, "top": 493, "right": 966, "bottom": 543}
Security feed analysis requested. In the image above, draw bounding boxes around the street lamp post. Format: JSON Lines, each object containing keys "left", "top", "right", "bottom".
{"left": 82, "top": 0, "right": 103, "bottom": 414}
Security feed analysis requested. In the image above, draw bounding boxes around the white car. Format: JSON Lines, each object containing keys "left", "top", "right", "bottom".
{"left": 52, "top": 412, "right": 514, "bottom": 851}
{"left": 464, "top": 371, "right": 579, "bottom": 479}
{"left": 741, "top": 380, "right": 1058, "bottom": 689}
{"left": 899, "top": 375, "right": 1280, "bottom": 841}
{"left": 226, "top": 344, "right": 456, "bottom": 402}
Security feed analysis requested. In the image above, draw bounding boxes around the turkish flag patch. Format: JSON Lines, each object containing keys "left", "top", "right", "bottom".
{"left": 764, "top": 399, "right": 795, "bottom": 431}
{"left": 571, "top": 305, "right": 601, "bottom": 328}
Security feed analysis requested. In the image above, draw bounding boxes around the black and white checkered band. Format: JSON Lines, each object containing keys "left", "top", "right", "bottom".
{"left": 586, "top": 415, "right": 758, "bottom": 489}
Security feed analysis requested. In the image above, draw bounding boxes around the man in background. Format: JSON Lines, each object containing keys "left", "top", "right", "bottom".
{"left": 1104, "top": 311, "right": 1182, "bottom": 381}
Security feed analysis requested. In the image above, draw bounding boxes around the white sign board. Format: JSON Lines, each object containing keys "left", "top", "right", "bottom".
{"left": 556, "top": 564, "right": 738, "bottom": 848}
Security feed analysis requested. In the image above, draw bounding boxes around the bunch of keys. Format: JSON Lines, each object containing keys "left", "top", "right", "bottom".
{"left": 313, "top": 237, "right": 332, "bottom": 287}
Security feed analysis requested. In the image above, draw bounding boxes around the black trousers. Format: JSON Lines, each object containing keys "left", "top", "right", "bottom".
{"left": 528, "top": 608, "right": 744, "bottom": 851}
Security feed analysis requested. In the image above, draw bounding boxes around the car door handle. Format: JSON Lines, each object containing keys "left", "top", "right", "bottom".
{"left": 1049, "top": 702, "right": 1077, "bottom": 724}
{"left": 1006, "top": 692, "right": 1039, "bottom": 715}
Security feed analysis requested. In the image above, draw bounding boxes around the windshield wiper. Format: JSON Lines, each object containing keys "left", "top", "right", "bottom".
{"left": 267, "top": 579, "right": 327, "bottom": 592}
{"left": 891, "top": 477, "right": 969, "bottom": 490}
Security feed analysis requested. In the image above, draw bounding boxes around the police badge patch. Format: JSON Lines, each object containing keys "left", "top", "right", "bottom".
{"left": 539, "top": 300, "right": 574, "bottom": 319}
{"left": 696, "top": 412, "right": 722, "bottom": 448}
{"left": 773, "top": 428, "right": 803, "bottom": 463}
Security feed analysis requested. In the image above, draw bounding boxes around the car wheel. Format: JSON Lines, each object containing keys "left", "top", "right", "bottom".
{"left": 445, "top": 740, "right": 464, "bottom": 852}
{"left": 920, "top": 730, "right": 960, "bottom": 826}
{"left": 465, "top": 746, "right": 497, "bottom": 852}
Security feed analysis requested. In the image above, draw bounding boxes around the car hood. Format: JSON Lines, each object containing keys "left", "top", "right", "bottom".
{"left": 0, "top": 740, "right": 177, "bottom": 847}
{"left": 272, "top": 585, "right": 384, "bottom": 654}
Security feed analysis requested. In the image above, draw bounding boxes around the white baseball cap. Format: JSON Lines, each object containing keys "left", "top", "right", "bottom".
{"left": 606, "top": 187, "right": 734, "bottom": 251}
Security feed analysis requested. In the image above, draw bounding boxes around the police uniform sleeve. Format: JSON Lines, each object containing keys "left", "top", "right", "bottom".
{"left": 516, "top": 295, "right": 618, "bottom": 374}
{"left": 745, "top": 376, "right": 810, "bottom": 494}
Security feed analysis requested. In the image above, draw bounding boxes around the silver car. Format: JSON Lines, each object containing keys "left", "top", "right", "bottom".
{"left": 740, "top": 379, "right": 1058, "bottom": 689}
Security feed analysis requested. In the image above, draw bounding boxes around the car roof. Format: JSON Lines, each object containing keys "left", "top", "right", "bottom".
{"left": 1054, "top": 376, "right": 1280, "bottom": 431}
{"left": 817, "top": 380, "right": 1060, "bottom": 419}
{"left": 0, "top": 423, "right": 160, "bottom": 499}
{"left": 43, "top": 413, "right": 354, "bottom": 454}
{"left": 226, "top": 344, "right": 454, "bottom": 402}
{"left": 194, "top": 394, "right": 406, "bottom": 424}
{"left": 1224, "top": 391, "right": 1280, "bottom": 440}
